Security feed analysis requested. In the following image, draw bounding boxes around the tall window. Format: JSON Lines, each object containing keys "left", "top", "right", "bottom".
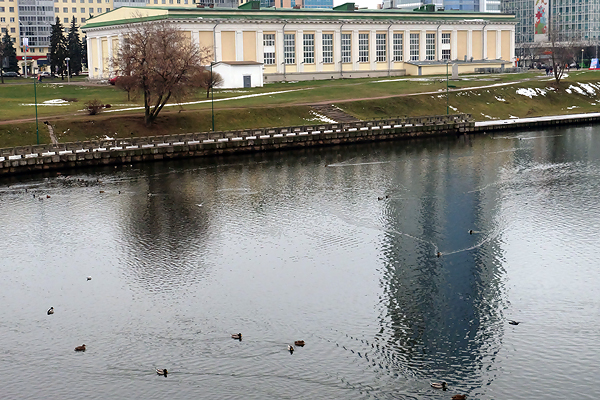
{"left": 410, "top": 33, "right": 419, "bottom": 61}
{"left": 303, "top": 33, "right": 314, "bottom": 64}
{"left": 425, "top": 33, "right": 435, "bottom": 60}
{"left": 442, "top": 49, "right": 451, "bottom": 60}
{"left": 376, "top": 33, "right": 386, "bottom": 62}
{"left": 341, "top": 33, "right": 351, "bottom": 63}
{"left": 322, "top": 33, "right": 333, "bottom": 64}
{"left": 358, "top": 33, "right": 369, "bottom": 63}
{"left": 393, "top": 33, "right": 403, "bottom": 61}
{"left": 442, "top": 33, "right": 450, "bottom": 44}
{"left": 263, "top": 33, "right": 275, "bottom": 65}
{"left": 284, "top": 33, "right": 295, "bottom": 64}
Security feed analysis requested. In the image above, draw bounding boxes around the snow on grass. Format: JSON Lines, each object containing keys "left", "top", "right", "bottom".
{"left": 449, "top": 105, "right": 458, "bottom": 112}
{"left": 566, "top": 106, "right": 580, "bottom": 109}
{"left": 306, "top": 110, "right": 337, "bottom": 124}
{"left": 516, "top": 88, "right": 548, "bottom": 98}
{"left": 20, "top": 98, "right": 72, "bottom": 106}
{"left": 495, "top": 96, "right": 506, "bottom": 102}
{"left": 480, "top": 113, "right": 494, "bottom": 119}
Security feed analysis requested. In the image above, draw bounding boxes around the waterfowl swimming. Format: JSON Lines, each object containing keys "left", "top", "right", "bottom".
{"left": 378, "top": 197, "right": 384, "bottom": 201}
{"left": 47, "top": 307, "right": 54, "bottom": 315}
{"left": 288, "top": 345, "right": 294, "bottom": 354}
{"left": 508, "top": 320, "right": 520, "bottom": 325}
{"left": 437, "top": 252, "right": 442, "bottom": 258}
{"left": 231, "top": 333, "right": 242, "bottom": 340}
{"left": 46, "top": 195, "right": 51, "bottom": 199}
{"left": 452, "top": 395, "right": 466, "bottom": 400}
{"left": 156, "top": 368, "right": 168, "bottom": 377}
{"left": 74, "top": 344, "right": 86, "bottom": 352}
{"left": 468, "top": 230, "right": 473, "bottom": 234}
{"left": 87, "top": 276, "right": 92, "bottom": 281}
{"left": 294, "top": 340, "right": 305, "bottom": 347}
{"left": 431, "top": 382, "right": 447, "bottom": 390}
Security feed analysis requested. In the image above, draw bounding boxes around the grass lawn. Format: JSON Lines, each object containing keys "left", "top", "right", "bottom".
{"left": 1, "top": 70, "right": 600, "bottom": 148}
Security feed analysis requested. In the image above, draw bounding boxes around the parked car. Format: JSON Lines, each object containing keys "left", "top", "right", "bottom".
{"left": 40, "top": 71, "right": 52, "bottom": 77}
{"left": 2, "top": 71, "right": 20, "bottom": 77}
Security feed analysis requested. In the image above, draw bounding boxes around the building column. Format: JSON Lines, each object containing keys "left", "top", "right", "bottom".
{"left": 257, "top": 30, "right": 263, "bottom": 64}
{"left": 352, "top": 29, "right": 359, "bottom": 70}
{"left": 467, "top": 29, "right": 473, "bottom": 60}
{"left": 191, "top": 29, "right": 199, "bottom": 47}
{"left": 96, "top": 37, "right": 103, "bottom": 78}
{"left": 107, "top": 35, "right": 113, "bottom": 76}
{"left": 370, "top": 29, "right": 376, "bottom": 70}
{"left": 496, "top": 29, "right": 501, "bottom": 59}
{"left": 451, "top": 28, "right": 457, "bottom": 60}
{"left": 297, "top": 29, "right": 303, "bottom": 72}
{"left": 436, "top": 28, "right": 442, "bottom": 61}
{"left": 420, "top": 29, "right": 426, "bottom": 61}
{"left": 510, "top": 28, "right": 515, "bottom": 61}
{"left": 482, "top": 26, "right": 487, "bottom": 60}
{"left": 87, "top": 36, "right": 93, "bottom": 78}
{"left": 316, "top": 30, "right": 323, "bottom": 72}
{"left": 404, "top": 29, "right": 410, "bottom": 62}
{"left": 235, "top": 30, "right": 243, "bottom": 61}
{"left": 277, "top": 27, "right": 285, "bottom": 74}
{"left": 334, "top": 29, "right": 341, "bottom": 74}
{"left": 214, "top": 28, "right": 222, "bottom": 63}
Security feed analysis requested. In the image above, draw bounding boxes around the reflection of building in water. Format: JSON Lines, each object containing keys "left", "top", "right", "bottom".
{"left": 374, "top": 136, "right": 514, "bottom": 380}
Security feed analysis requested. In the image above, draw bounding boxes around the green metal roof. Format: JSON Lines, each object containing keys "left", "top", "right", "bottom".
{"left": 83, "top": 5, "right": 516, "bottom": 30}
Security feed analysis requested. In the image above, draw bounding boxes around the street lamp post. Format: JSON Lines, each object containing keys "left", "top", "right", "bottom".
{"left": 34, "top": 73, "right": 39, "bottom": 145}
{"left": 65, "top": 57, "right": 71, "bottom": 83}
{"left": 446, "top": 61, "right": 449, "bottom": 115}
{"left": 210, "top": 61, "right": 215, "bottom": 131}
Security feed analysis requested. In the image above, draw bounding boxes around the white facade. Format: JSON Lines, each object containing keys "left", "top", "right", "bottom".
{"left": 213, "top": 62, "right": 264, "bottom": 88}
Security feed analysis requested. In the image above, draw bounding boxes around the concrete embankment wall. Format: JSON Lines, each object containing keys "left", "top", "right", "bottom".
{"left": 473, "top": 113, "right": 600, "bottom": 133}
{"left": 0, "top": 114, "right": 473, "bottom": 176}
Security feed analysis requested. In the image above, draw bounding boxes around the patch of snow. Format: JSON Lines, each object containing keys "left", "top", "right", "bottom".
{"left": 509, "top": 115, "right": 519, "bottom": 119}
{"left": 495, "top": 96, "right": 506, "bottom": 102}
{"left": 480, "top": 113, "right": 494, "bottom": 119}
{"left": 569, "top": 85, "right": 586, "bottom": 95}
{"left": 566, "top": 88, "right": 573, "bottom": 94}
{"left": 307, "top": 110, "right": 337, "bottom": 124}
{"left": 578, "top": 83, "right": 596, "bottom": 95}
{"left": 566, "top": 106, "right": 579, "bottom": 109}
{"left": 103, "top": 135, "right": 115, "bottom": 140}
{"left": 449, "top": 105, "right": 458, "bottom": 112}
{"left": 45, "top": 99, "right": 70, "bottom": 104}
{"left": 516, "top": 88, "right": 537, "bottom": 98}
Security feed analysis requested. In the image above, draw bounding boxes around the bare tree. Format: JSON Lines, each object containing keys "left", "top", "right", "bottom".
{"left": 546, "top": 29, "right": 578, "bottom": 84}
{"left": 199, "top": 67, "right": 224, "bottom": 98}
{"left": 112, "top": 19, "right": 209, "bottom": 126}
{"left": 115, "top": 75, "right": 137, "bottom": 101}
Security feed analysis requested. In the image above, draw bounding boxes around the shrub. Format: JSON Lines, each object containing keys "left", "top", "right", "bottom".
{"left": 85, "top": 99, "right": 104, "bottom": 115}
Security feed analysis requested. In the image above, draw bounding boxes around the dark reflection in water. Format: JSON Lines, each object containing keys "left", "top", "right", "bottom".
{"left": 1, "top": 126, "right": 600, "bottom": 399}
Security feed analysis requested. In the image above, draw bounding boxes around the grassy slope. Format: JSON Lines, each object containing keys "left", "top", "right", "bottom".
{"left": 1, "top": 71, "right": 600, "bottom": 148}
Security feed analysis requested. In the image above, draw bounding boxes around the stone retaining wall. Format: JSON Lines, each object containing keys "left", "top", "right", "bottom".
{"left": 0, "top": 114, "right": 473, "bottom": 176}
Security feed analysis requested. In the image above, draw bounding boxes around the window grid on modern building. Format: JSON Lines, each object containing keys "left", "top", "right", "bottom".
{"left": 442, "top": 49, "right": 450, "bottom": 59}
{"left": 409, "top": 33, "right": 419, "bottom": 61}
{"left": 358, "top": 33, "right": 369, "bottom": 62}
{"left": 425, "top": 33, "right": 435, "bottom": 60}
{"left": 376, "top": 33, "right": 386, "bottom": 62}
{"left": 393, "top": 32, "right": 402, "bottom": 61}
{"left": 341, "top": 33, "right": 351, "bottom": 63}
{"left": 284, "top": 33, "right": 295, "bottom": 64}
{"left": 322, "top": 33, "right": 333, "bottom": 63}
{"left": 263, "top": 33, "right": 275, "bottom": 65}
{"left": 303, "top": 33, "right": 314, "bottom": 64}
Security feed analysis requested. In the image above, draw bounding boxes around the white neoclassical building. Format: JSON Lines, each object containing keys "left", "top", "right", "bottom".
{"left": 82, "top": 3, "right": 516, "bottom": 81}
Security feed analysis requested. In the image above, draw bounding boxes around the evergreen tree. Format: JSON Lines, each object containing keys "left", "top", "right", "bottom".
{"left": 81, "top": 35, "right": 88, "bottom": 70}
{"left": 67, "top": 17, "right": 83, "bottom": 76}
{"left": 1, "top": 31, "right": 19, "bottom": 73}
{"left": 49, "top": 17, "right": 68, "bottom": 77}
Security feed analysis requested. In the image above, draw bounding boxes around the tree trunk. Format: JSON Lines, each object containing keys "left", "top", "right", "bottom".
{"left": 206, "top": 86, "right": 210, "bottom": 98}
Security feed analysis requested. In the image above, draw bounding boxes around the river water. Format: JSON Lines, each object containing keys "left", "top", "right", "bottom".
{"left": 1, "top": 126, "right": 599, "bottom": 399}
